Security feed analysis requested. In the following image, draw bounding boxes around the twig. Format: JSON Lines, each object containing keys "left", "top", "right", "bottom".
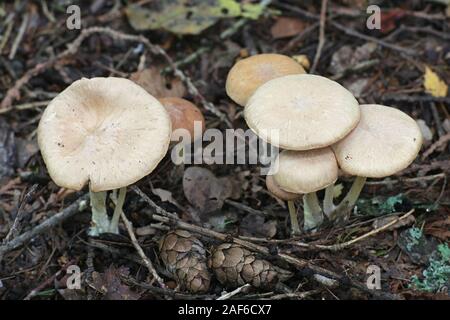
{"left": 225, "top": 199, "right": 266, "bottom": 216}
{"left": 365, "top": 173, "right": 446, "bottom": 186}
{"left": 120, "top": 210, "right": 166, "bottom": 288}
{"left": 134, "top": 189, "right": 401, "bottom": 299}
{"left": 278, "top": 3, "right": 417, "bottom": 56}
{"left": 8, "top": 13, "right": 29, "bottom": 60}
{"left": 0, "top": 13, "right": 15, "bottom": 55}
{"left": 269, "top": 290, "right": 320, "bottom": 300}
{"left": 422, "top": 134, "right": 450, "bottom": 160}
{"left": 310, "top": 0, "right": 328, "bottom": 73}
{"left": 23, "top": 259, "right": 77, "bottom": 300}
{"left": 0, "top": 194, "right": 89, "bottom": 262}
{"left": 0, "top": 100, "right": 51, "bottom": 115}
{"left": 217, "top": 284, "right": 251, "bottom": 300}
{"left": 3, "top": 184, "right": 38, "bottom": 243}
{"left": 315, "top": 210, "right": 414, "bottom": 251}
{"left": 0, "top": 27, "right": 231, "bottom": 127}
{"left": 131, "top": 185, "right": 178, "bottom": 219}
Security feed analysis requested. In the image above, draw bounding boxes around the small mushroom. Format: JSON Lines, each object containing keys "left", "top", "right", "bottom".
{"left": 159, "top": 97, "right": 205, "bottom": 142}
{"left": 244, "top": 74, "right": 360, "bottom": 150}
{"left": 271, "top": 148, "right": 338, "bottom": 233}
{"left": 266, "top": 175, "right": 301, "bottom": 236}
{"left": 226, "top": 53, "right": 306, "bottom": 106}
{"left": 330, "top": 104, "right": 423, "bottom": 221}
{"left": 38, "top": 77, "right": 172, "bottom": 235}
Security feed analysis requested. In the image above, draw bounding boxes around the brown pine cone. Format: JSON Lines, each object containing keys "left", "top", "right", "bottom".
{"left": 208, "top": 243, "right": 278, "bottom": 289}
{"left": 159, "top": 229, "right": 211, "bottom": 293}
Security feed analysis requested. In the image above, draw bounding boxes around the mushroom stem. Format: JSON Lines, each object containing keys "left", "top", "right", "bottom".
{"left": 323, "top": 183, "right": 335, "bottom": 217}
{"left": 330, "top": 176, "right": 367, "bottom": 221}
{"left": 109, "top": 187, "right": 127, "bottom": 234}
{"left": 287, "top": 200, "right": 301, "bottom": 236}
{"left": 303, "top": 192, "right": 323, "bottom": 231}
{"left": 88, "top": 190, "right": 110, "bottom": 236}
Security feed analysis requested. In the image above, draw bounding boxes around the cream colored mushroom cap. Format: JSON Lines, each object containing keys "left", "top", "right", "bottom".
{"left": 272, "top": 148, "right": 338, "bottom": 194}
{"left": 266, "top": 175, "right": 300, "bottom": 201}
{"left": 244, "top": 74, "right": 360, "bottom": 150}
{"left": 226, "top": 53, "right": 305, "bottom": 106}
{"left": 38, "top": 77, "right": 172, "bottom": 192}
{"left": 332, "top": 104, "right": 423, "bottom": 178}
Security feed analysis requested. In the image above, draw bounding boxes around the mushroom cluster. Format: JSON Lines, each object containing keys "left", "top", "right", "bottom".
{"left": 38, "top": 77, "right": 172, "bottom": 236}
{"left": 226, "top": 54, "right": 423, "bottom": 235}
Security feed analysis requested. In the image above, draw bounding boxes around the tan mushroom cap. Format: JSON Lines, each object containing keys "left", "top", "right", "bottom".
{"left": 226, "top": 53, "right": 306, "bottom": 106}
{"left": 332, "top": 104, "right": 423, "bottom": 178}
{"left": 159, "top": 97, "right": 205, "bottom": 142}
{"left": 266, "top": 175, "right": 300, "bottom": 201}
{"left": 38, "top": 77, "right": 172, "bottom": 192}
{"left": 245, "top": 74, "right": 360, "bottom": 150}
{"left": 272, "top": 148, "right": 338, "bottom": 194}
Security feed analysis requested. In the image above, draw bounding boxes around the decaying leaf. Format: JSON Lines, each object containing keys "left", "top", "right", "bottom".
{"left": 91, "top": 265, "right": 140, "bottom": 300}
{"left": 129, "top": 67, "right": 186, "bottom": 98}
{"left": 183, "top": 167, "right": 233, "bottom": 214}
{"left": 372, "top": 214, "right": 415, "bottom": 231}
{"left": 240, "top": 213, "right": 277, "bottom": 239}
{"left": 125, "top": 0, "right": 266, "bottom": 35}
{"left": 424, "top": 66, "right": 448, "bottom": 98}
{"left": 270, "top": 17, "right": 306, "bottom": 39}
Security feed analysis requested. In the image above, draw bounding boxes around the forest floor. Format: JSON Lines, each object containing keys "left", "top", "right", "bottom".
{"left": 0, "top": 0, "right": 449, "bottom": 300}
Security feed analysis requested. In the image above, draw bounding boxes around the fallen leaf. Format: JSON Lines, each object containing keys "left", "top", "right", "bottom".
{"left": 240, "top": 213, "right": 277, "bottom": 238}
{"left": 424, "top": 66, "right": 448, "bottom": 97}
{"left": 91, "top": 265, "right": 140, "bottom": 300}
{"left": 125, "top": 0, "right": 265, "bottom": 35}
{"left": 183, "top": 167, "right": 233, "bottom": 214}
{"left": 152, "top": 188, "right": 177, "bottom": 206}
{"left": 129, "top": 67, "right": 186, "bottom": 98}
{"left": 380, "top": 9, "right": 406, "bottom": 34}
{"left": 292, "top": 54, "right": 310, "bottom": 70}
{"left": 270, "top": 17, "right": 306, "bottom": 39}
{"left": 329, "top": 42, "right": 377, "bottom": 74}
{"left": 372, "top": 214, "right": 415, "bottom": 231}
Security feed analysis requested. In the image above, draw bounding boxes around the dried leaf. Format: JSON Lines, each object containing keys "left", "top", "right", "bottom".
{"left": 424, "top": 66, "right": 448, "bottom": 97}
{"left": 183, "top": 167, "right": 232, "bottom": 214}
{"left": 129, "top": 67, "right": 186, "bottom": 98}
{"left": 240, "top": 213, "right": 277, "bottom": 238}
{"left": 372, "top": 214, "right": 415, "bottom": 231}
{"left": 125, "top": 0, "right": 265, "bottom": 35}
{"left": 91, "top": 265, "right": 140, "bottom": 300}
{"left": 270, "top": 17, "right": 306, "bottom": 39}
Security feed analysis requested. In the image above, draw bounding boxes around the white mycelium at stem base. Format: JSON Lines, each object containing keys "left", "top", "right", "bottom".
{"left": 37, "top": 77, "right": 171, "bottom": 235}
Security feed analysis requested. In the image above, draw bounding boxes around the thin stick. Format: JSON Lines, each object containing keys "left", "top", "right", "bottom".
{"left": 217, "top": 284, "right": 251, "bottom": 300}
{"left": 316, "top": 209, "right": 414, "bottom": 251}
{"left": 8, "top": 13, "right": 29, "bottom": 60}
{"left": 310, "top": 0, "right": 328, "bottom": 73}
{"left": 120, "top": 210, "right": 166, "bottom": 288}
{"left": 0, "top": 194, "right": 89, "bottom": 261}
{"left": 0, "top": 27, "right": 231, "bottom": 127}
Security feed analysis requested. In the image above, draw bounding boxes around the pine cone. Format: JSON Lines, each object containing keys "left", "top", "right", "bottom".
{"left": 159, "top": 230, "right": 211, "bottom": 293}
{"left": 208, "top": 243, "right": 278, "bottom": 289}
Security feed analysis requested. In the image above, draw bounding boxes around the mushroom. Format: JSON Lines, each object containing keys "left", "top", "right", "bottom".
{"left": 271, "top": 148, "right": 338, "bottom": 233}
{"left": 266, "top": 175, "right": 301, "bottom": 235}
{"left": 38, "top": 77, "right": 172, "bottom": 235}
{"left": 159, "top": 97, "right": 205, "bottom": 166}
{"left": 159, "top": 97, "right": 205, "bottom": 143}
{"left": 226, "top": 53, "right": 306, "bottom": 106}
{"left": 244, "top": 74, "right": 360, "bottom": 151}
{"left": 330, "top": 104, "right": 423, "bottom": 221}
